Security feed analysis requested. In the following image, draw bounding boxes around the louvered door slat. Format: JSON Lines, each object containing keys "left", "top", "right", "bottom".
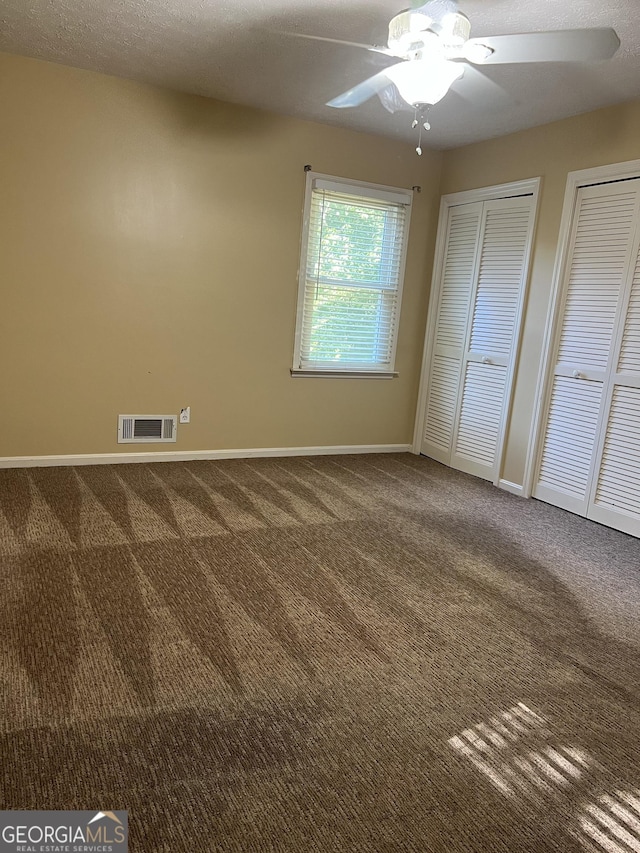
{"left": 599, "top": 457, "right": 640, "bottom": 479}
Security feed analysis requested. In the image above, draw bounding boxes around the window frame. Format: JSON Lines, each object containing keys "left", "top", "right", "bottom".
{"left": 291, "top": 171, "right": 413, "bottom": 378}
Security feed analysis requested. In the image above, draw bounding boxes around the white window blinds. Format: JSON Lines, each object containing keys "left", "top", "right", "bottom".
{"left": 294, "top": 175, "right": 412, "bottom": 375}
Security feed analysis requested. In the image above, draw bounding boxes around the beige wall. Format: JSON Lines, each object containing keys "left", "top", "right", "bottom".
{"left": 4, "top": 48, "right": 639, "bottom": 474}
{"left": 440, "top": 101, "right": 640, "bottom": 487}
{"left": 0, "top": 51, "right": 442, "bottom": 458}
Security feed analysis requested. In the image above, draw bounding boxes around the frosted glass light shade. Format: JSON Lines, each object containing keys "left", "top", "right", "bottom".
{"left": 439, "top": 12, "right": 472, "bottom": 48}
{"left": 385, "top": 59, "right": 464, "bottom": 106}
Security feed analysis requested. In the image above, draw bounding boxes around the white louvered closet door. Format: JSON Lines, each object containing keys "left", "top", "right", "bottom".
{"left": 588, "top": 220, "right": 640, "bottom": 536}
{"left": 421, "top": 201, "right": 483, "bottom": 463}
{"left": 421, "top": 194, "right": 536, "bottom": 481}
{"left": 534, "top": 181, "right": 640, "bottom": 518}
{"left": 451, "top": 197, "right": 535, "bottom": 480}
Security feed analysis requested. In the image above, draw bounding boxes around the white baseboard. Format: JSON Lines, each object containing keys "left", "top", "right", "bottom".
{"left": 0, "top": 443, "right": 412, "bottom": 470}
{"left": 498, "top": 479, "right": 525, "bottom": 497}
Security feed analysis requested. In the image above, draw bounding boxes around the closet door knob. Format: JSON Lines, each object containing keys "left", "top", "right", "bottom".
{"left": 482, "top": 356, "right": 492, "bottom": 364}
{"left": 572, "top": 370, "right": 582, "bottom": 379}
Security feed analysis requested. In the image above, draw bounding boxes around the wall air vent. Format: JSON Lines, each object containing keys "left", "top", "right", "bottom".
{"left": 118, "top": 415, "right": 177, "bottom": 444}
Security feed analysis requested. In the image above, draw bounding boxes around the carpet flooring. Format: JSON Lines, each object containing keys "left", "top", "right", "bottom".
{"left": 1, "top": 453, "right": 640, "bottom": 852}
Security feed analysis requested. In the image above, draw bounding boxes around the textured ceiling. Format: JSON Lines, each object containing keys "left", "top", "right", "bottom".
{"left": 1, "top": 0, "right": 639, "bottom": 149}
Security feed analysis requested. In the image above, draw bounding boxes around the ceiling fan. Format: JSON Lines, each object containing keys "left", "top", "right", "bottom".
{"left": 294, "top": 0, "right": 620, "bottom": 149}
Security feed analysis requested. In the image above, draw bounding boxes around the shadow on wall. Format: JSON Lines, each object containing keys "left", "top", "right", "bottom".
{"left": 122, "top": 4, "right": 408, "bottom": 141}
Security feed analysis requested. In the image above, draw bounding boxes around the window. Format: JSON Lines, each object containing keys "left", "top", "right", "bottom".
{"left": 292, "top": 173, "right": 412, "bottom": 377}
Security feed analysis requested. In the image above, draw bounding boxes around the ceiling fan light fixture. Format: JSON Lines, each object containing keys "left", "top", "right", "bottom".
{"left": 385, "top": 58, "right": 464, "bottom": 106}
{"left": 408, "top": 10, "right": 434, "bottom": 34}
{"left": 439, "top": 12, "right": 471, "bottom": 48}
{"left": 388, "top": 9, "right": 436, "bottom": 55}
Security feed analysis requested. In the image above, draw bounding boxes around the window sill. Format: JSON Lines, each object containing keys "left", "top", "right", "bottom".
{"left": 291, "top": 369, "right": 398, "bottom": 379}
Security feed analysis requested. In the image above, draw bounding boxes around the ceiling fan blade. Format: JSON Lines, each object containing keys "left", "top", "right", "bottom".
{"left": 377, "top": 83, "right": 411, "bottom": 114}
{"left": 468, "top": 28, "right": 620, "bottom": 64}
{"left": 283, "top": 32, "right": 391, "bottom": 55}
{"left": 327, "top": 69, "right": 395, "bottom": 108}
{"left": 450, "top": 64, "right": 508, "bottom": 106}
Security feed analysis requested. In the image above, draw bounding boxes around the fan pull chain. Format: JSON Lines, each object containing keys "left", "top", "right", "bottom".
{"left": 413, "top": 106, "right": 431, "bottom": 156}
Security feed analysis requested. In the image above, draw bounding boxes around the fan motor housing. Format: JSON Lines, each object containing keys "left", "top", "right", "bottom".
{"left": 388, "top": 8, "right": 471, "bottom": 56}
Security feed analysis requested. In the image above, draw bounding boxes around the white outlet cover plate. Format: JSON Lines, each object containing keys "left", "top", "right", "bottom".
{"left": 180, "top": 407, "right": 190, "bottom": 424}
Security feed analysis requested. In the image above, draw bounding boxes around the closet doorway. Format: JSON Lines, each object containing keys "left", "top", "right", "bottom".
{"left": 530, "top": 159, "right": 640, "bottom": 538}
{"left": 414, "top": 179, "right": 540, "bottom": 485}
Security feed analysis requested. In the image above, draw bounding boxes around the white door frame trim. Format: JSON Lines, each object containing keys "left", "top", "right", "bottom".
{"left": 412, "top": 177, "right": 541, "bottom": 491}
{"left": 523, "top": 158, "right": 640, "bottom": 498}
